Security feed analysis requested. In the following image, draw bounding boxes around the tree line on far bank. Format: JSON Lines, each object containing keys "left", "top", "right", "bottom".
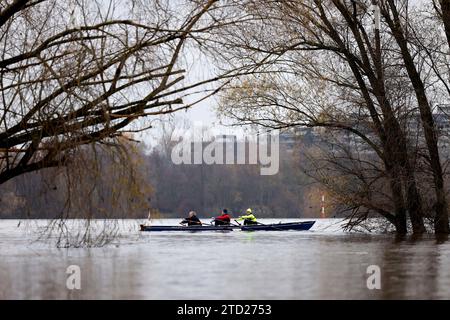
{"left": 0, "top": 125, "right": 329, "bottom": 220}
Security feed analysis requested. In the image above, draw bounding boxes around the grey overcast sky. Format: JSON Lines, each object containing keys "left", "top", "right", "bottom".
{"left": 136, "top": 35, "right": 243, "bottom": 147}
{"left": 68, "top": 0, "right": 229, "bottom": 147}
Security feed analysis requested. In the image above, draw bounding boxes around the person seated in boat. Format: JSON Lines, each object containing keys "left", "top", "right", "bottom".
{"left": 180, "top": 211, "right": 202, "bottom": 226}
{"left": 214, "top": 209, "right": 231, "bottom": 226}
{"left": 237, "top": 208, "right": 258, "bottom": 225}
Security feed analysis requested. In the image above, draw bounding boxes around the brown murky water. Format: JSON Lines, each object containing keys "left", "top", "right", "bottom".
{"left": 1, "top": 219, "right": 450, "bottom": 299}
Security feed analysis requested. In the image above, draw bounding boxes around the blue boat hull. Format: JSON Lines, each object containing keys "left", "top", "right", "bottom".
{"left": 240, "top": 221, "right": 315, "bottom": 231}
{"left": 139, "top": 221, "right": 316, "bottom": 232}
{"left": 140, "top": 224, "right": 234, "bottom": 232}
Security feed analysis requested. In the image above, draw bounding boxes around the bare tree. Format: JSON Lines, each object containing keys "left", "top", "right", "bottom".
{"left": 435, "top": 0, "right": 450, "bottom": 45}
{"left": 0, "top": 0, "right": 264, "bottom": 246}
{"left": 301, "top": 133, "right": 400, "bottom": 231}
{"left": 208, "top": 0, "right": 450, "bottom": 234}
{"left": 0, "top": 0, "right": 240, "bottom": 185}
{"left": 381, "top": 0, "right": 449, "bottom": 233}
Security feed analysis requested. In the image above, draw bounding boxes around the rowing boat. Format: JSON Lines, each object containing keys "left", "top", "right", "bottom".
{"left": 240, "top": 221, "right": 315, "bottom": 231}
{"left": 139, "top": 221, "right": 315, "bottom": 232}
{"left": 139, "top": 224, "right": 234, "bottom": 232}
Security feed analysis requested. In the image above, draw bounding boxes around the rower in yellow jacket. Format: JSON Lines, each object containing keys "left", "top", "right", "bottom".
{"left": 237, "top": 208, "right": 258, "bottom": 225}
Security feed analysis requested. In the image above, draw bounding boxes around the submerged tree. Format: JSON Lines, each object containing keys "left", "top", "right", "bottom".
{"left": 207, "top": 0, "right": 450, "bottom": 234}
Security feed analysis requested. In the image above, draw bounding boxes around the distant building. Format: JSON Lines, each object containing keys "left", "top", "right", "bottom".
{"left": 277, "top": 106, "right": 450, "bottom": 158}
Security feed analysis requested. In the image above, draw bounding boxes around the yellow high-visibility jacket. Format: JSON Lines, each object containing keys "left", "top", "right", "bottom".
{"left": 237, "top": 213, "right": 257, "bottom": 222}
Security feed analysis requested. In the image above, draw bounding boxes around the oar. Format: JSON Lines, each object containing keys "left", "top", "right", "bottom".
{"left": 179, "top": 221, "right": 203, "bottom": 226}
{"left": 183, "top": 221, "right": 232, "bottom": 227}
{"left": 222, "top": 219, "right": 241, "bottom": 227}
{"left": 208, "top": 219, "right": 240, "bottom": 228}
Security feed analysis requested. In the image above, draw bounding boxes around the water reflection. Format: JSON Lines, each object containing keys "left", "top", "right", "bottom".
{"left": 1, "top": 220, "right": 450, "bottom": 299}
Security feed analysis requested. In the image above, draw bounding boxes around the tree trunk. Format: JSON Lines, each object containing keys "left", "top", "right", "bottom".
{"left": 437, "top": 0, "right": 450, "bottom": 234}
{"left": 440, "top": 0, "right": 450, "bottom": 45}
{"left": 405, "top": 174, "right": 427, "bottom": 233}
{"left": 385, "top": 1, "right": 450, "bottom": 233}
{"left": 389, "top": 170, "right": 408, "bottom": 234}
{"left": 382, "top": 112, "right": 425, "bottom": 234}
{"left": 371, "top": 6, "right": 425, "bottom": 234}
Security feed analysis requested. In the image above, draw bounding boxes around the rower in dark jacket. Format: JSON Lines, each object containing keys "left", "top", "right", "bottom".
{"left": 181, "top": 211, "right": 202, "bottom": 226}
{"left": 214, "top": 209, "right": 231, "bottom": 226}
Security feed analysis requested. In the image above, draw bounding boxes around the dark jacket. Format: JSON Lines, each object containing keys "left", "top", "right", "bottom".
{"left": 181, "top": 215, "right": 202, "bottom": 226}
